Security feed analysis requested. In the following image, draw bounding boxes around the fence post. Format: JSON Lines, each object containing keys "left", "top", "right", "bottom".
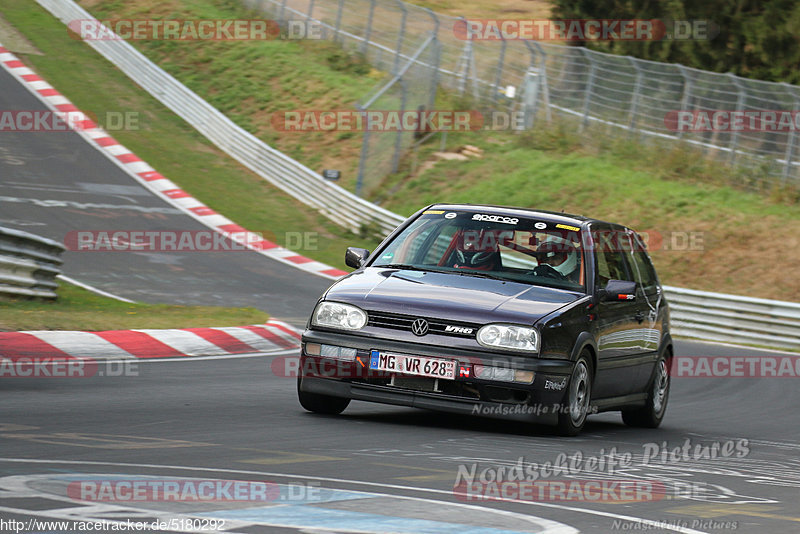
{"left": 627, "top": 56, "right": 643, "bottom": 135}
{"left": 521, "top": 69, "right": 540, "bottom": 130}
{"left": 491, "top": 37, "right": 507, "bottom": 106}
{"left": 676, "top": 65, "right": 693, "bottom": 139}
{"left": 307, "top": 0, "right": 315, "bottom": 20}
{"left": 781, "top": 83, "right": 800, "bottom": 185}
{"left": 728, "top": 73, "right": 746, "bottom": 166}
{"left": 393, "top": 0, "right": 407, "bottom": 75}
{"left": 356, "top": 106, "right": 370, "bottom": 197}
{"left": 427, "top": 40, "right": 441, "bottom": 111}
{"left": 424, "top": 9, "right": 440, "bottom": 111}
{"left": 333, "top": 0, "right": 345, "bottom": 43}
{"left": 537, "top": 44, "right": 551, "bottom": 123}
{"left": 392, "top": 79, "right": 408, "bottom": 173}
{"left": 579, "top": 48, "right": 596, "bottom": 133}
{"left": 362, "top": 0, "right": 376, "bottom": 56}
{"left": 522, "top": 41, "right": 551, "bottom": 126}
{"left": 278, "top": 0, "right": 288, "bottom": 22}
{"left": 456, "top": 37, "right": 478, "bottom": 100}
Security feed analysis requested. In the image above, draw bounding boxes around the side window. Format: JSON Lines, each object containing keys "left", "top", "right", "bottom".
{"left": 593, "top": 228, "right": 633, "bottom": 287}
{"left": 629, "top": 233, "right": 658, "bottom": 293}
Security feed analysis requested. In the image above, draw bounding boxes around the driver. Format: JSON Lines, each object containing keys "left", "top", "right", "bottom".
{"left": 452, "top": 229, "right": 501, "bottom": 271}
{"left": 534, "top": 237, "right": 580, "bottom": 282}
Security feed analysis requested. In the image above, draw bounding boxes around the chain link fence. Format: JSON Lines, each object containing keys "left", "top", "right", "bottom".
{"left": 247, "top": 0, "right": 800, "bottom": 190}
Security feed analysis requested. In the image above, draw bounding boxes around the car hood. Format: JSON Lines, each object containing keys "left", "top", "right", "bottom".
{"left": 323, "top": 267, "right": 584, "bottom": 325}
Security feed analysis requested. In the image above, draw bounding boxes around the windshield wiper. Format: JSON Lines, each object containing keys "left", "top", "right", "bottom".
{"left": 373, "top": 263, "right": 448, "bottom": 273}
{"left": 452, "top": 270, "right": 509, "bottom": 281}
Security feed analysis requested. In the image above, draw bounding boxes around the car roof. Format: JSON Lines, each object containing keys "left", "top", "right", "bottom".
{"left": 427, "top": 203, "right": 620, "bottom": 228}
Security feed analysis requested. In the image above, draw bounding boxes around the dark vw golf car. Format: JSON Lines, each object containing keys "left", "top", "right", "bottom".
{"left": 298, "top": 204, "right": 672, "bottom": 435}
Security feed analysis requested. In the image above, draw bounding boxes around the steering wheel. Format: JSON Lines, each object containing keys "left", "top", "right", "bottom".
{"left": 530, "top": 263, "right": 569, "bottom": 281}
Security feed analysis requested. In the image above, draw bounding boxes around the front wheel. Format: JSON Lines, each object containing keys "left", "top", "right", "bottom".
{"left": 557, "top": 353, "right": 593, "bottom": 436}
{"left": 297, "top": 377, "right": 351, "bottom": 415}
{"left": 622, "top": 353, "right": 670, "bottom": 428}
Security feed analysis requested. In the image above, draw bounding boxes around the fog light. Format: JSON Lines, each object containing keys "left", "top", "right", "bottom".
{"left": 317, "top": 344, "right": 357, "bottom": 361}
{"left": 473, "top": 365, "right": 534, "bottom": 384}
{"left": 305, "top": 343, "right": 321, "bottom": 356}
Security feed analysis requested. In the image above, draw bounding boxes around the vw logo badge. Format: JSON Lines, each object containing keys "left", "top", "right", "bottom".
{"left": 411, "top": 318, "right": 429, "bottom": 336}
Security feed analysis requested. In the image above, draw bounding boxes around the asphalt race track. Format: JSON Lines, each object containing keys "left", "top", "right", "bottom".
{"left": 2, "top": 53, "right": 800, "bottom": 534}
{"left": 0, "top": 66, "right": 331, "bottom": 323}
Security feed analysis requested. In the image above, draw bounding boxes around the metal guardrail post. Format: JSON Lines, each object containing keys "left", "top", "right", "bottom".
{"left": 579, "top": 49, "right": 596, "bottom": 133}
{"left": 307, "top": 0, "right": 316, "bottom": 20}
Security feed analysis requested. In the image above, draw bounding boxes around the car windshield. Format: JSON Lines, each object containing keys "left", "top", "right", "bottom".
{"left": 370, "top": 209, "right": 586, "bottom": 291}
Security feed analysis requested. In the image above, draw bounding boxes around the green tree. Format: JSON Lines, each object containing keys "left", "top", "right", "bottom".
{"left": 551, "top": 0, "right": 800, "bottom": 84}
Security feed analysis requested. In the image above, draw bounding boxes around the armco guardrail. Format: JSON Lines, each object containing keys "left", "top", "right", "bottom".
{"left": 0, "top": 226, "right": 65, "bottom": 299}
{"left": 32, "top": 0, "right": 800, "bottom": 351}
{"left": 36, "top": 0, "right": 406, "bottom": 237}
{"left": 664, "top": 286, "right": 800, "bottom": 351}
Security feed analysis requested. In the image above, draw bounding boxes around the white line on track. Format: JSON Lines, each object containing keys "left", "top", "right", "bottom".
{"left": 0, "top": 458, "right": 709, "bottom": 534}
{"left": 57, "top": 274, "right": 136, "bottom": 303}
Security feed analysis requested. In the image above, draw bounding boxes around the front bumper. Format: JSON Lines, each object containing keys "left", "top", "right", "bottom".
{"left": 300, "top": 329, "right": 575, "bottom": 423}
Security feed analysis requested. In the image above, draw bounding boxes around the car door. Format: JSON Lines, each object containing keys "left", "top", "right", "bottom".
{"left": 590, "top": 226, "right": 646, "bottom": 398}
{"left": 625, "top": 230, "right": 666, "bottom": 391}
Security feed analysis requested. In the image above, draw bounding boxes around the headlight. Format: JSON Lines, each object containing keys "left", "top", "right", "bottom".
{"left": 477, "top": 324, "right": 539, "bottom": 353}
{"left": 311, "top": 301, "right": 367, "bottom": 331}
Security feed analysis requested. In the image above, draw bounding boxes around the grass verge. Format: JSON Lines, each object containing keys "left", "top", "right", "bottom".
{"left": 0, "top": 282, "right": 269, "bottom": 331}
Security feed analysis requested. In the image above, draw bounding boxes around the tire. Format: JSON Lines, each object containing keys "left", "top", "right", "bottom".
{"left": 297, "top": 377, "right": 350, "bottom": 415}
{"left": 557, "top": 353, "right": 593, "bottom": 436}
{"left": 622, "top": 352, "right": 670, "bottom": 428}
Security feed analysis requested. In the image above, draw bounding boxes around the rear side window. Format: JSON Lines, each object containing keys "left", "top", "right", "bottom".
{"left": 592, "top": 228, "right": 633, "bottom": 287}
{"left": 629, "top": 233, "right": 658, "bottom": 293}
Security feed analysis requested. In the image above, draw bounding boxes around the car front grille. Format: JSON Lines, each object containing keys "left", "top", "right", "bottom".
{"left": 367, "top": 311, "right": 479, "bottom": 338}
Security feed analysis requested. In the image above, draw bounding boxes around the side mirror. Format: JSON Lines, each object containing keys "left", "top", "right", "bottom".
{"left": 345, "top": 247, "right": 370, "bottom": 269}
{"left": 600, "top": 280, "right": 637, "bottom": 302}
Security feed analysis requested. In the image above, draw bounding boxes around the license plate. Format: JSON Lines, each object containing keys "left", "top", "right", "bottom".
{"left": 369, "top": 350, "right": 455, "bottom": 380}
